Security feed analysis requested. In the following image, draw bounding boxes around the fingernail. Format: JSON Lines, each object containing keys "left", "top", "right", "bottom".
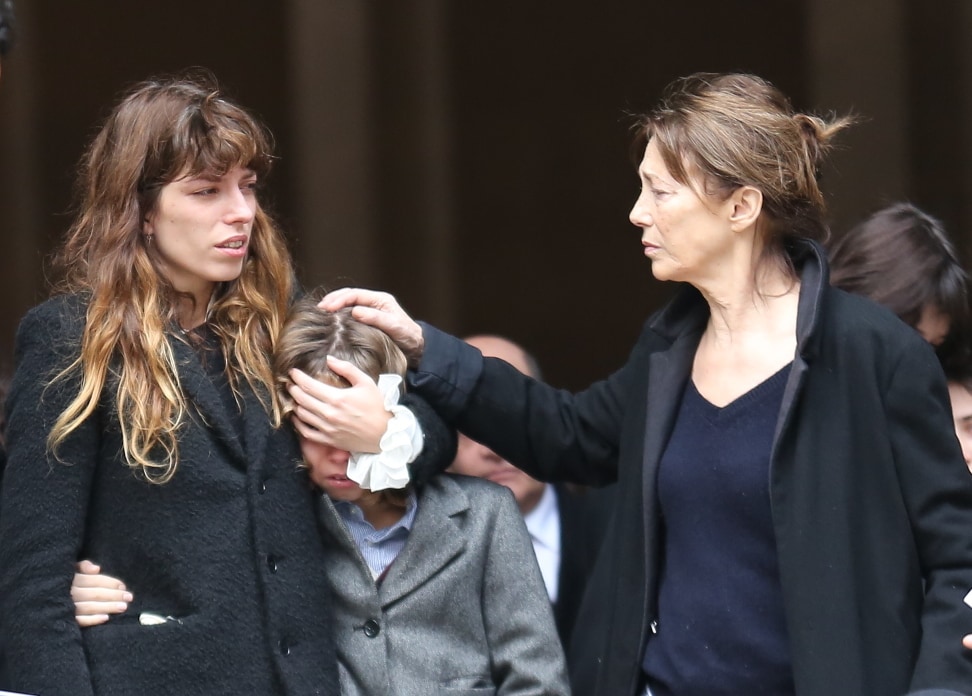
{"left": 123, "top": 592, "right": 133, "bottom": 602}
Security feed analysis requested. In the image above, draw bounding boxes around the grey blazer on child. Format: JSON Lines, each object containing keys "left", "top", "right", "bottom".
{"left": 317, "top": 473, "right": 570, "bottom": 696}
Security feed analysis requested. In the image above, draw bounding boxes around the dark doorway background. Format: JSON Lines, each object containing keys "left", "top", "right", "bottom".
{"left": 1, "top": 1, "right": 969, "bottom": 391}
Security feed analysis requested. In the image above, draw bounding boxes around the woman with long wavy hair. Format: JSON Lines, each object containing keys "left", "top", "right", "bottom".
{"left": 0, "top": 74, "right": 451, "bottom": 696}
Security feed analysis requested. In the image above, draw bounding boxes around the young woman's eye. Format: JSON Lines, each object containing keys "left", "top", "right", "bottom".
{"left": 192, "top": 187, "right": 218, "bottom": 196}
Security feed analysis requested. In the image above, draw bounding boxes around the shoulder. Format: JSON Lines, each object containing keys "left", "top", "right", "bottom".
{"left": 438, "top": 473, "right": 515, "bottom": 501}
{"left": 810, "top": 287, "right": 946, "bottom": 398}
{"left": 14, "top": 293, "right": 89, "bottom": 363}
{"left": 820, "top": 286, "right": 932, "bottom": 359}
{"left": 18, "top": 293, "right": 88, "bottom": 338}
{"left": 422, "top": 474, "right": 520, "bottom": 521}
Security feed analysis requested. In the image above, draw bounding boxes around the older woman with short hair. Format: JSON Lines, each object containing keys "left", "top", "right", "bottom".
{"left": 317, "top": 72, "right": 972, "bottom": 695}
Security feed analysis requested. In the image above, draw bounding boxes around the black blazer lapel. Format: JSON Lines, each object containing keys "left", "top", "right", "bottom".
{"left": 639, "top": 330, "right": 699, "bottom": 583}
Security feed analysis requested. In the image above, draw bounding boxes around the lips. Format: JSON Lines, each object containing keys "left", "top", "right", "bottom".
{"left": 216, "top": 235, "right": 248, "bottom": 250}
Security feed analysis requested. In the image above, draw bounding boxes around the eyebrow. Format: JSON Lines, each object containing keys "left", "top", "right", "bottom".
{"left": 187, "top": 169, "right": 257, "bottom": 183}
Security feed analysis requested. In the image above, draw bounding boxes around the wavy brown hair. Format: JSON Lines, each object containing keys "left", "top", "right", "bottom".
{"left": 48, "top": 73, "right": 294, "bottom": 483}
{"left": 635, "top": 72, "right": 853, "bottom": 283}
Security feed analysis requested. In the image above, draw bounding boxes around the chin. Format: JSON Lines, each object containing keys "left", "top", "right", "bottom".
{"left": 649, "top": 261, "right": 686, "bottom": 284}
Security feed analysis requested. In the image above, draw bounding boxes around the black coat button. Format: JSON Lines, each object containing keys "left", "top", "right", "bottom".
{"left": 267, "top": 555, "right": 278, "bottom": 573}
{"left": 278, "top": 639, "right": 291, "bottom": 656}
{"left": 363, "top": 619, "right": 380, "bottom": 638}
{"left": 259, "top": 480, "right": 267, "bottom": 494}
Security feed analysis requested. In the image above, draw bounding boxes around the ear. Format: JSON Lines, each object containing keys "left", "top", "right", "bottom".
{"left": 727, "top": 185, "right": 762, "bottom": 231}
{"left": 142, "top": 214, "right": 155, "bottom": 237}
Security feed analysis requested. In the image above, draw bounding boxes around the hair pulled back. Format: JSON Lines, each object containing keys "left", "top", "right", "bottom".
{"left": 637, "top": 72, "right": 853, "bottom": 276}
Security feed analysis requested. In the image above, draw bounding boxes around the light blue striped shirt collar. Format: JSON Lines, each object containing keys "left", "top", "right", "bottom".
{"left": 332, "top": 491, "right": 418, "bottom": 580}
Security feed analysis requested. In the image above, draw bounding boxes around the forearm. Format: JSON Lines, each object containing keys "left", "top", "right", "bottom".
{"left": 410, "top": 322, "right": 624, "bottom": 486}
{"left": 400, "top": 391, "right": 457, "bottom": 486}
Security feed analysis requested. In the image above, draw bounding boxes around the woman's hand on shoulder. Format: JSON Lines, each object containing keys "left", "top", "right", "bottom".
{"left": 319, "top": 288, "right": 425, "bottom": 365}
{"left": 288, "top": 359, "right": 391, "bottom": 453}
{"left": 72, "top": 560, "right": 132, "bottom": 627}
{"left": 965, "top": 634, "right": 972, "bottom": 650}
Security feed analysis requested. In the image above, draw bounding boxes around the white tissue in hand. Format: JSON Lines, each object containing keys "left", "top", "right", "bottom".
{"left": 347, "top": 374, "right": 423, "bottom": 491}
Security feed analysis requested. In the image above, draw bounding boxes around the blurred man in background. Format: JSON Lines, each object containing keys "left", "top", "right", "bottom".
{"left": 450, "top": 334, "right": 613, "bottom": 648}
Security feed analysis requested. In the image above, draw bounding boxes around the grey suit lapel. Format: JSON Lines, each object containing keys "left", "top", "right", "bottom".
{"left": 379, "top": 477, "right": 467, "bottom": 607}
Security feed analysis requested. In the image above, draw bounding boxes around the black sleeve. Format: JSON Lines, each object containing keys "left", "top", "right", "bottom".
{"left": 0, "top": 297, "right": 98, "bottom": 695}
{"left": 406, "top": 322, "right": 646, "bottom": 487}
{"left": 401, "top": 391, "right": 457, "bottom": 487}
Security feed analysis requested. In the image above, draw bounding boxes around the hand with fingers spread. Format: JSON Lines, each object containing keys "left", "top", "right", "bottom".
{"left": 319, "top": 288, "right": 425, "bottom": 365}
{"left": 72, "top": 560, "right": 132, "bottom": 627}
{"left": 287, "top": 355, "right": 392, "bottom": 453}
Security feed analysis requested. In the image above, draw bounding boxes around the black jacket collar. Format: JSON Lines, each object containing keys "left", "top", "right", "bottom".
{"left": 646, "top": 237, "right": 830, "bottom": 362}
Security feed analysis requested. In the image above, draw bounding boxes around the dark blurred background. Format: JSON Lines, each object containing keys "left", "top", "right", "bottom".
{"left": 0, "top": 0, "right": 970, "bottom": 390}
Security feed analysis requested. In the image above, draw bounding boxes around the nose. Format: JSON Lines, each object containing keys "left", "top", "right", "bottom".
{"left": 629, "top": 191, "right": 653, "bottom": 229}
{"left": 326, "top": 446, "right": 351, "bottom": 465}
{"left": 225, "top": 187, "right": 256, "bottom": 225}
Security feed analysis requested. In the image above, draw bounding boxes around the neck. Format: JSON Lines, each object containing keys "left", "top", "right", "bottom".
{"left": 696, "top": 258, "right": 798, "bottom": 343}
{"left": 518, "top": 484, "right": 547, "bottom": 516}
{"left": 354, "top": 491, "right": 407, "bottom": 529}
{"left": 175, "top": 291, "right": 214, "bottom": 332}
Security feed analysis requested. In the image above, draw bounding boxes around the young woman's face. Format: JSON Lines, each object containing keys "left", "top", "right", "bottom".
{"left": 628, "top": 139, "right": 734, "bottom": 285}
{"left": 143, "top": 165, "right": 258, "bottom": 306}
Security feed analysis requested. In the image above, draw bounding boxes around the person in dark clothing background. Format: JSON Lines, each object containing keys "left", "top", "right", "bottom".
{"left": 450, "top": 334, "right": 613, "bottom": 649}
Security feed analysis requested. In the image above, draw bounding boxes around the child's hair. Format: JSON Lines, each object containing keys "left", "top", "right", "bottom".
{"left": 274, "top": 294, "right": 411, "bottom": 504}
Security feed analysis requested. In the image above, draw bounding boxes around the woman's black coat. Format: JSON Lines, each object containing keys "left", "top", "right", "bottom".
{"left": 410, "top": 240, "right": 972, "bottom": 695}
{"left": 0, "top": 294, "right": 453, "bottom": 696}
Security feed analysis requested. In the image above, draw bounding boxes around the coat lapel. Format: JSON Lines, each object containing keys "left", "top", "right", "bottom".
{"left": 170, "top": 335, "right": 248, "bottom": 467}
{"left": 379, "top": 477, "right": 467, "bottom": 607}
{"left": 640, "top": 332, "right": 700, "bottom": 501}
{"left": 639, "top": 316, "right": 704, "bottom": 589}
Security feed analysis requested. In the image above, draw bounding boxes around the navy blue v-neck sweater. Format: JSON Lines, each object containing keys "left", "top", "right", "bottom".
{"left": 643, "top": 364, "right": 795, "bottom": 696}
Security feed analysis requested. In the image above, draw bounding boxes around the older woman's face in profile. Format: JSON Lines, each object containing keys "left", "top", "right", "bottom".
{"left": 628, "top": 140, "right": 734, "bottom": 285}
